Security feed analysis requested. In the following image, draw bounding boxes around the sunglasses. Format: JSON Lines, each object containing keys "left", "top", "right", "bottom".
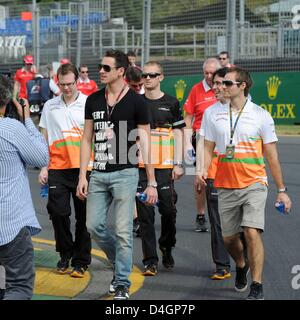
{"left": 81, "top": 70, "right": 88, "bottom": 74}
{"left": 222, "top": 80, "right": 241, "bottom": 87}
{"left": 219, "top": 57, "right": 227, "bottom": 60}
{"left": 141, "top": 73, "right": 161, "bottom": 79}
{"left": 98, "top": 64, "right": 118, "bottom": 72}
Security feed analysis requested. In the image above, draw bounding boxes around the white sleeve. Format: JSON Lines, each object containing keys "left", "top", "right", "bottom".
{"left": 260, "top": 110, "right": 278, "bottom": 144}
{"left": 49, "top": 79, "right": 60, "bottom": 95}
{"left": 39, "top": 102, "right": 48, "bottom": 129}
{"left": 202, "top": 109, "right": 215, "bottom": 142}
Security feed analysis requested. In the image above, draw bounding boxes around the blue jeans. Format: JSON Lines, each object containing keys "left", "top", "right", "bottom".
{"left": 86, "top": 168, "right": 138, "bottom": 288}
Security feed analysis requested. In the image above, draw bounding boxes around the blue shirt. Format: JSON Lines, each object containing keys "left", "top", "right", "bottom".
{"left": 0, "top": 117, "right": 49, "bottom": 246}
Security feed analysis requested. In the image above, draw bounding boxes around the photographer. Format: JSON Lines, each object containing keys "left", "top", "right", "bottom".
{"left": 0, "top": 76, "right": 49, "bottom": 300}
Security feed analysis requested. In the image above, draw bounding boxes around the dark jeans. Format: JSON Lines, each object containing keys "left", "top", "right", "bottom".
{"left": 47, "top": 169, "right": 91, "bottom": 267}
{"left": 0, "top": 227, "right": 35, "bottom": 300}
{"left": 205, "top": 179, "right": 231, "bottom": 271}
{"left": 136, "top": 169, "right": 177, "bottom": 266}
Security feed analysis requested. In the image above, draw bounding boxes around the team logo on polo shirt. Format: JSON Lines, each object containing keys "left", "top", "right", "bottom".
{"left": 266, "top": 76, "right": 281, "bottom": 100}
{"left": 174, "top": 80, "right": 187, "bottom": 102}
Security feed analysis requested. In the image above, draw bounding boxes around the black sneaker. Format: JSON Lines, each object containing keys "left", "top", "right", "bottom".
{"left": 235, "top": 263, "right": 249, "bottom": 292}
{"left": 142, "top": 264, "right": 158, "bottom": 276}
{"left": 56, "top": 257, "right": 70, "bottom": 274}
{"left": 195, "top": 214, "right": 208, "bottom": 232}
{"left": 113, "top": 286, "right": 129, "bottom": 300}
{"left": 108, "top": 276, "right": 116, "bottom": 295}
{"left": 160, "top": 246, "right": 174, "bottom": 270}
{"left": 247, "top": 281, "right": 264, "bottom": 300}
{"left": 70, "top": 265, "right": 87, "bottom": 278}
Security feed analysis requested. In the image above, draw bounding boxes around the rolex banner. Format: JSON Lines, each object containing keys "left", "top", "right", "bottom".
{"left": 161, "top": 72, "right": 299, "bottom": 125}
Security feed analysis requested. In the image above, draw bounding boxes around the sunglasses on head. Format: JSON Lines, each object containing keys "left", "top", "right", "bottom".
{"left": 141, "top": 73, "right": 161, "bottom": 79}
{"left": 222, "top": 80, "right": 241, "bottom": 87}
{"left": 98, "top": 64, "right": 117, "bottom": 72}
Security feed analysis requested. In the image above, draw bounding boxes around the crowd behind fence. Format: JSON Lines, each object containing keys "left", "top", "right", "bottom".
{"left": 0, "top": 0, "right": 299, "bottom": 74}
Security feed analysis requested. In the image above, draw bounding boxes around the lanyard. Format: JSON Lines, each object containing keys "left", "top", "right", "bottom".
{"left": 105, "top": 84, "right": 127, "bottom": 119}
{"left": 229, "top": 100, "right": 247, "bottom": 144}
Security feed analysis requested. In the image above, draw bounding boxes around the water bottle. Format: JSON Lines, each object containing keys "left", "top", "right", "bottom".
{"left": 40, "top": 184, "right": 49, "bottom": 198}
{"left": 136, "top": 192, "right": 159, "bottom": 206}
{"left": 275, "top": 201, "right": 287, "bottom": 215}
{"left": 187, "top": 148, "right": 196, "bottom": 162}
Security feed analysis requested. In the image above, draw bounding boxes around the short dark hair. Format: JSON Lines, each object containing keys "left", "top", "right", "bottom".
{"left": 57, "top": 63, "right": 79, "bottom": 81}
{"left": 219, "top": 51, "right": 230, "bottom": 58}
{"left": 0, "top": 75, "right": 12, "bottom": 107}
{"left": 79, "top": 64, "right": 88, "bottom": 72}
{"left": 125, "top": 66, "right": 142, "bottom": 82}
{"left": 227, "top": 66, "right": 253, "bottom": 97}
{"left": 212, "top": 67, "right": 229, "bottom": 81}
{"left": 127, "top": 50, "right": 136, "bottom": 57}
{"left": 105, "top": 49, "right": 129, "bottom": 75}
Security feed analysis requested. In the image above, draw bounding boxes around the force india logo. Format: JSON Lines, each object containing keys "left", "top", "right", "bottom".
{"left": 261, "top": 76, "right": 296, "bottom": 119}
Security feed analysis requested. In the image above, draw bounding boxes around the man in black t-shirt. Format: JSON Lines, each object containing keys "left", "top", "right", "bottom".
{"left": 137, "top": 61, "right": 185, "bottom": 276}
{"left": 76, "top": 50, "right": 158, "bottom": 300}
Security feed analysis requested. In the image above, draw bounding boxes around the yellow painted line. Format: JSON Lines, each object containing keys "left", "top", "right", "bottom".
{"left": 32, "top": 237, "right": 145, "bottom": 299}
{"left": 34, "top": 267, "right": 90, "bottom": 298}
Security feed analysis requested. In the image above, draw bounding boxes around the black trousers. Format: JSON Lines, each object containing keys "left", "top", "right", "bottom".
{"left": 47, "top": 169, "right": 91, "bottom": 267}
{"left": 136, "top": 169, "right": 177, "bottom": 266}
{"left": 205, "top": 179, "right": 231, "bottom": 271}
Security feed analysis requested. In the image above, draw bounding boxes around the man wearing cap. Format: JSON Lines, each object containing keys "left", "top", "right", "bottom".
{"left": 12, "top": 55, "right": 36, "bottom": 111}
{"left": 77, "top": 64, "right": 98, "bottom": 96}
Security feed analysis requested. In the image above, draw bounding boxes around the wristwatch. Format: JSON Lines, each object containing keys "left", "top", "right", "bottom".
{"left": 278, "top": 187, "right": 287, "bottom": 193}
{"left": 147, "top": 182, "right": 158, "bottom": 188}
{"left": 174, "top": 161, "right": 184, "bottom": 168}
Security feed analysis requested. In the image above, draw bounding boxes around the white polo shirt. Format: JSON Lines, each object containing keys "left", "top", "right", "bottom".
{"left": 202, "top": 99, "right": 278, "bottom": 188}
{"left": 40, "top": 92, "right": 89, "bottom": 170}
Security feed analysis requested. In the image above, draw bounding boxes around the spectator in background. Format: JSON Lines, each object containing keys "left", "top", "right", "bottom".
{"left": 0, "top": 76, "right": 49, "bottom": 300}
{"left": 26, "top": 65, "right": 59, "bottom": 118}
{"left": 183, "top": 57, "right": 220, "bottom": 233}
{"left": 218, "top": 51, "right": 234, "bottom": 68}
{"left": 125, "top": 66, "right": 144, "bottom": 95}
{"left": 12, "top": 55, "right": 36, "bottom": 111}
{"left": 127, "top": 50, "right": 137, "bottom": 67}
{"left": 77, "top": 64, "right": 98, "bottom": 96}
{"left": 60, "top": 58, "right": 70, "bottom": 65}
{"left": 125, "top": 65, "right": 145, "bottom": 237}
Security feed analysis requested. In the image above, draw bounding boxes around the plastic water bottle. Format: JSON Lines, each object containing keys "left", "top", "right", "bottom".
{"left": 136, "top": 192, "right": 159, "bottom": 206}
{"left": 40, "top": 184, "right": 49, "bottom": 198}
{"left": 275, "top": 201, "right": 287, "bottom": 215}
{"left": 187, "top": 148, "right": 196, "bottom": 162}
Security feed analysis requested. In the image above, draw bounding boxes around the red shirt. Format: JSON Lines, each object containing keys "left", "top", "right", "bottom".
{"left": 14, "top": 68, "right": 35, "bottom": 99}
{"left": 183, "top": 80, "right": 217, "bottom": 131}
{"left": 77, "top": 79, "right": 98, "bottom": 96}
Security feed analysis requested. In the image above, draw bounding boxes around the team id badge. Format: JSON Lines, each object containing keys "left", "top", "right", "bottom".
{"left": 225, "top": 144, "right": 235, "bottom": 159}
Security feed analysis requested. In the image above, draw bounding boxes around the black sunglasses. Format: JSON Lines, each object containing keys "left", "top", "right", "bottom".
{"left": 222, "top": 80, "right": 241, "bottom": 87}
{"left": 98, "top": 64, "right": 118, "bottom": 72}
{"left": 81, "top": 70, "right": 88, "bottom": 73}
{"left": 141, "top": 73, "right": 161, "bottom": 79}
